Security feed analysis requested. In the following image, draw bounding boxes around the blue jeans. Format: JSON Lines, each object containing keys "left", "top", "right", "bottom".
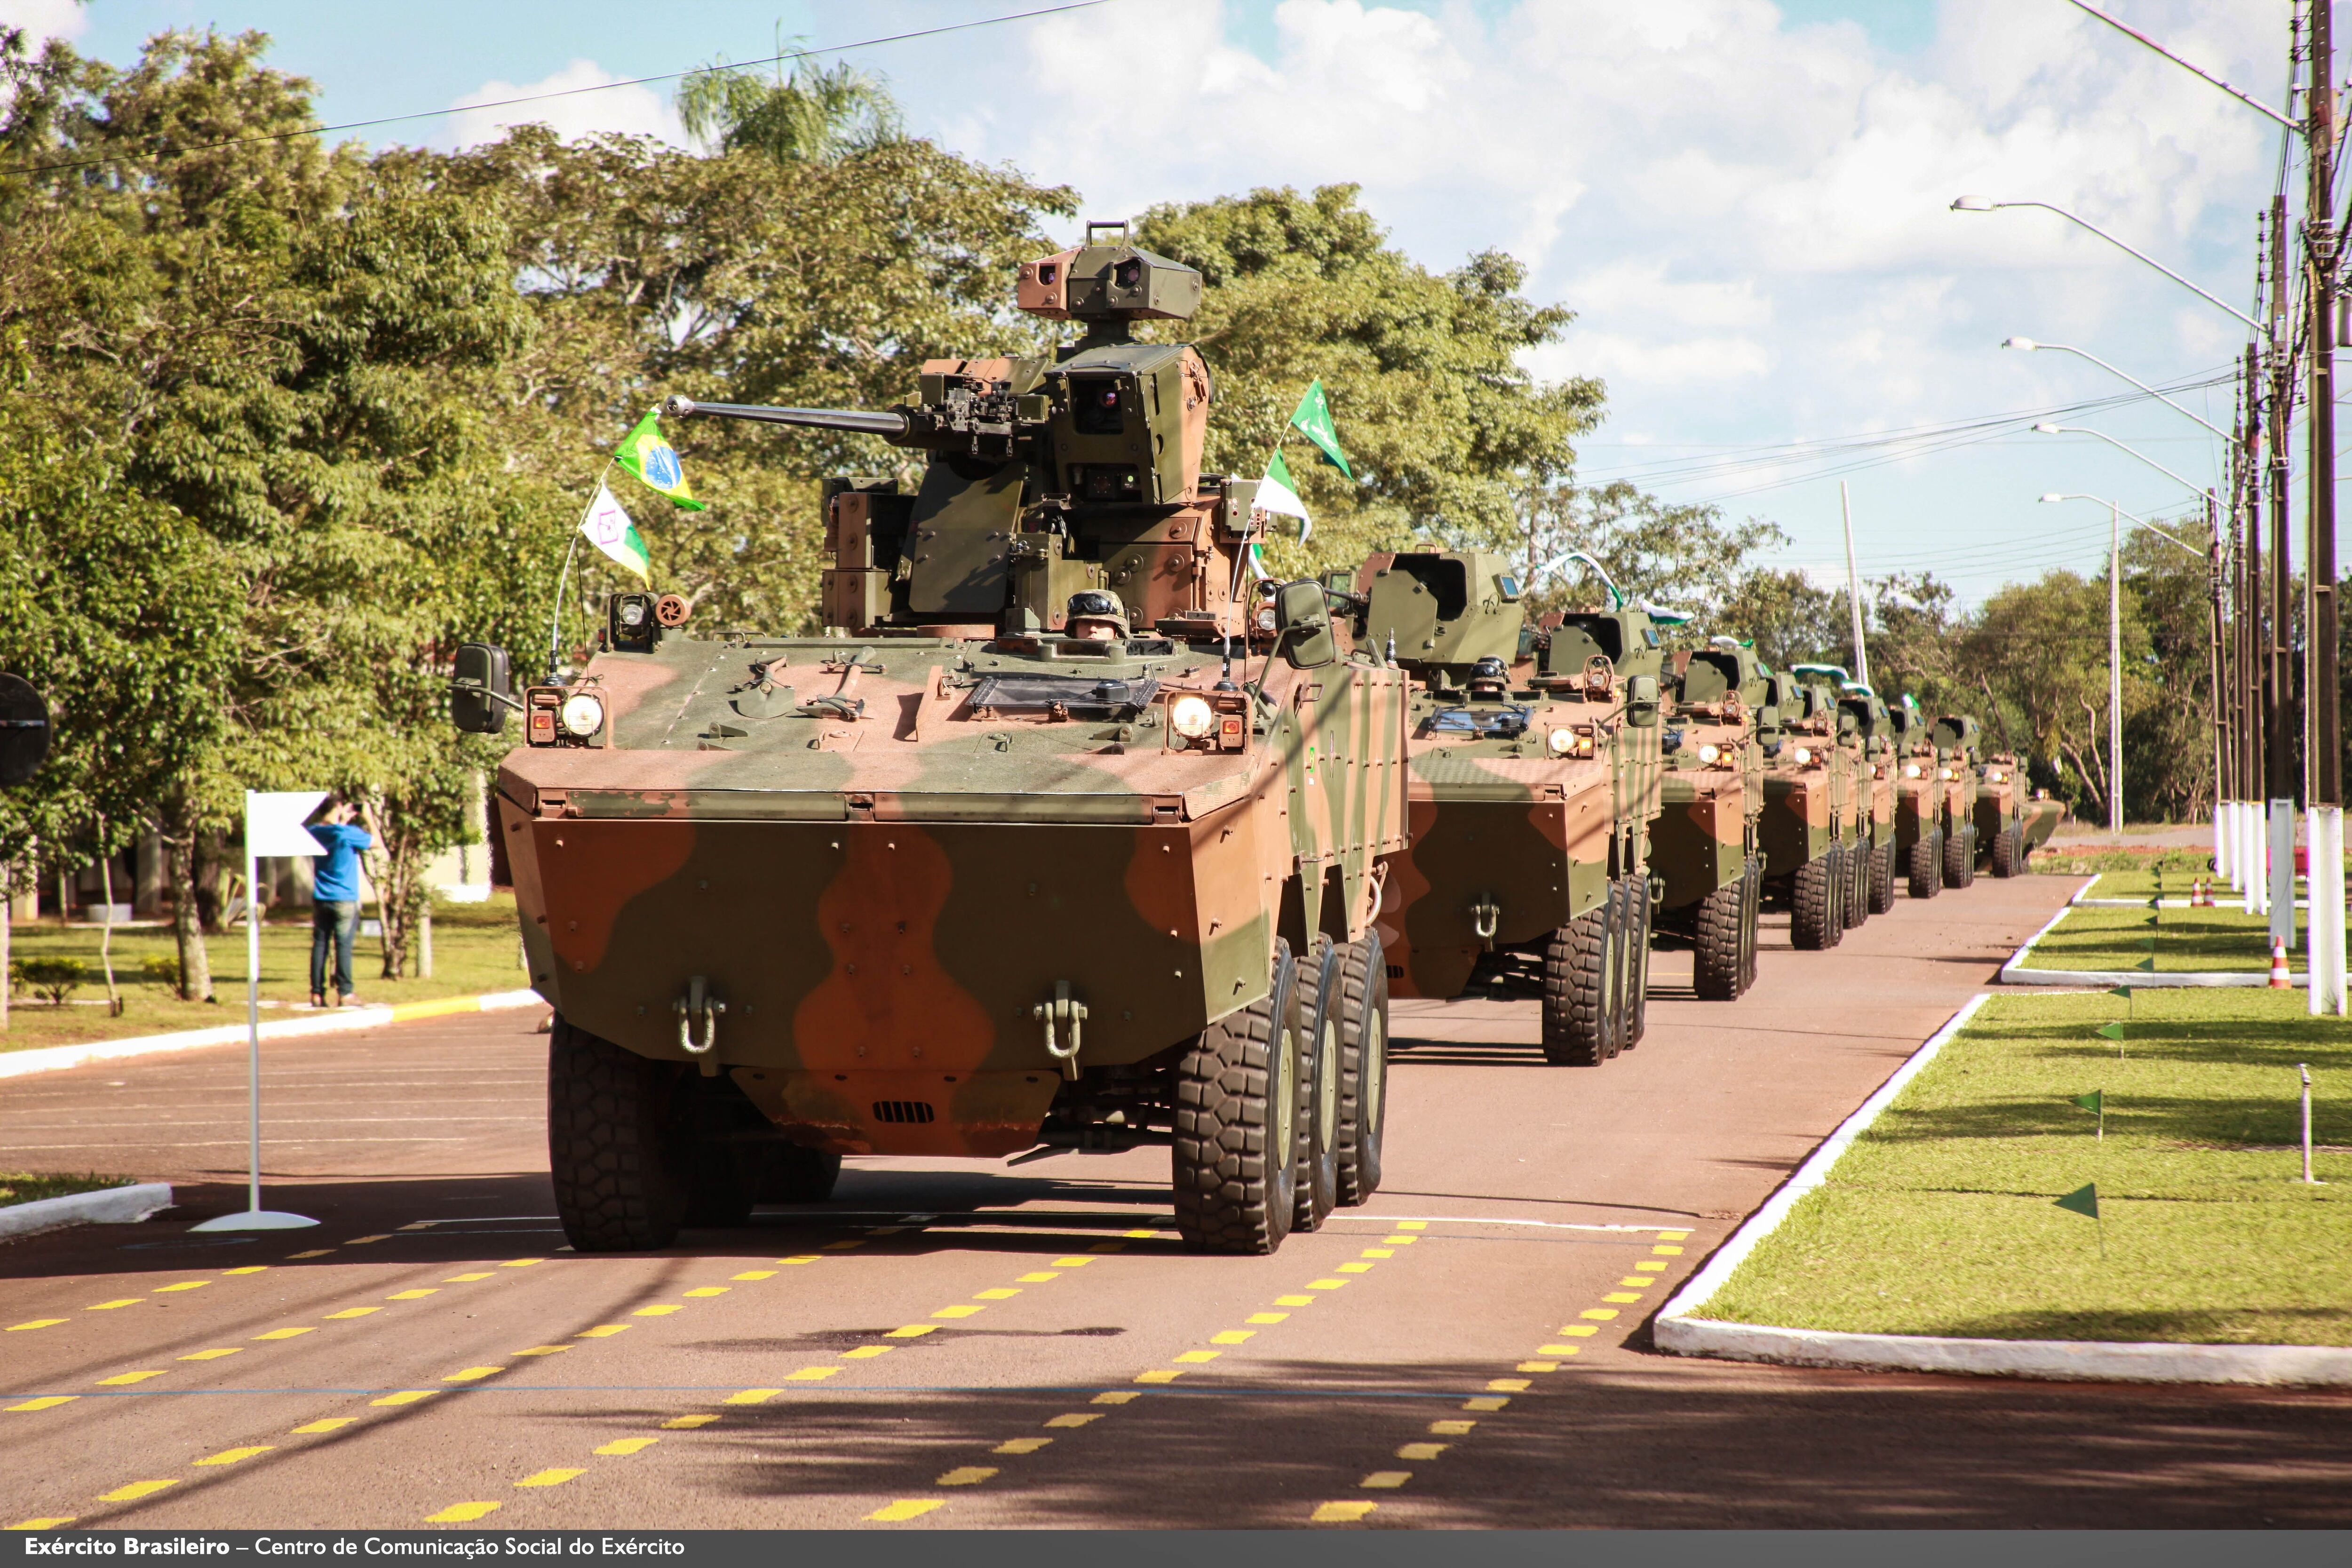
{"left": 311, "top": 901, "right": 359, "bottom": 999}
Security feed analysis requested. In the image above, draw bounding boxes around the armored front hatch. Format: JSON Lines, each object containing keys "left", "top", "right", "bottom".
{"left": 484, "top": 223, "right": 1410, "bottom": 1259}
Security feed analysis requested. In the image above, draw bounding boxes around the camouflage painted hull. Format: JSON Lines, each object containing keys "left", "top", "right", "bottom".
{"left": 1894, "top": 774, "right": 1939, "bottom": 852}
{"left": 1760, "top": 766, "right": 1841, "bottom": 878}
{"left": 502, "top": 634, "right": 1408, "bottom": 1157}
{"left": 1654, "top": 765, "right": 1754, "bottom": 912}
{"left": 2023, "top": 798, "right": 2067, "bottom": 849}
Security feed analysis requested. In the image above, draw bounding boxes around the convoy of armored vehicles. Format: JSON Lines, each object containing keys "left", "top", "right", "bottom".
{"left": 446, "top": 229, "right": 2061, "bottom": 1257}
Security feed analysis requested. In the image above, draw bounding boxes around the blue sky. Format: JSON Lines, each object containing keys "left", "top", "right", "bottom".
{"left": 15, "top": 0, "right": 2299, "bottom": 605}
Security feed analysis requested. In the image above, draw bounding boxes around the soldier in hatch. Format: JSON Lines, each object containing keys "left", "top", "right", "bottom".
{"left": 1065, "top": 589, "right": 1130, "bottom": 642}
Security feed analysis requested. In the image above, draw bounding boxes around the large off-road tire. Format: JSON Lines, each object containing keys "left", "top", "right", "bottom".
{"left": 754, "top": 1143, "right": 843, "bottom": 1204}
{"left": 1692, "top": 872, "right": 1743, "bottom": 1001}
{"left": 548, "top": 1017, "right": 689, "bottom": 1253}
{"left": 1739, "top": 856, "right": 1761, "bottom": 993}
{"left": 1626, "top": 877, "right": 1653, "bottom": 1045}
{"left": 1869, "top": 842, "right": 1897, "bottom": 915}
{"left": 1173, "top": 939, "right": 1303, "bottom": 1255}
{"left": 1843, "top": 838, "right": 1869, "bottom": 929}
{"left": 1332, "top": 932, "right": 1389, "bottom": 1207}
{"left": 1292, "top": 938, "right": 1342, "bottom": 1234}
{"left": 1991, "top": 823, "right": 2022, "bottom": 878}
{"left": 1908, "top": 829, "right": 1942, "bottom": 899}
{"left": 1541, "top": 894, "right": 1620, "bottom": 1066}
{"left": 1791, "top": 854, "right": 1837, "bottom": 951}
{"left": 1944, "top": 823, "right": 1975, "bottom": 889}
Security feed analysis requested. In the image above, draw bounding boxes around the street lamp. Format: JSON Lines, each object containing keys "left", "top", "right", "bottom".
{"left": 2001, "top": 338, "right": 2233, "bottom": 441}
{"left": 2029, "top": 422, "right": 2212, "bottom": 500}
{"left": 1950, "top": 196, "right": 2264, "bottom": 332}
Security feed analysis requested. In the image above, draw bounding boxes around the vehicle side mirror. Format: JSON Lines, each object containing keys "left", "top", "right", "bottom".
{"left": 450, "top": 643, "right": 516, "bottom": 735}
{"left": 1276, "top": 580, "right": 1337, "bottom": 668}
{"left": 1627, "top": 674, "right": 1660, "bottom": 727}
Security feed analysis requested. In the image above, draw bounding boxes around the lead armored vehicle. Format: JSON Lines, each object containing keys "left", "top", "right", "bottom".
{"left": 1654, "top": 639, "right": 1763, "bottom": 999}
{"left": 1348, "top": 556, "right": 1665, "bottom": 1066}
{"left": 453, "top": 230, "right": 1409, "bottom": 1256}
{"left": 1759, "top": 669, "right": 1855, "bottom": 949}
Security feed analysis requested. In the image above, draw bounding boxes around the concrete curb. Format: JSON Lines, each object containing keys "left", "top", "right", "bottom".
{"left": 0, "top": 989, "right": 544, "bottom": 1081}
{"left": 1654, "top": 992, "right": 2352, "bottom": 1386}
{"left": 0, "top": 1183, "right": 174, "bottom": 1241}
{"left": 2002, "top": 880, "right": 2303, "bottom": 986}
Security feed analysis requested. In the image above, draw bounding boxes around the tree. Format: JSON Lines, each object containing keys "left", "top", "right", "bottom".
{"left": 677, "top": 40, "right": 900, "bottom": 165}
{"left": 1132, "top": 186, "right": 1602, "bottom": 576}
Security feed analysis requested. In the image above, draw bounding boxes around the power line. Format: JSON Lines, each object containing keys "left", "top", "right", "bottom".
{"left": 0, "top": 0, "right": 1119, "bottom": 178}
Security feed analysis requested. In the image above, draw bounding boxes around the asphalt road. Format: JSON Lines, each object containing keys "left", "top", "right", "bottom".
{"left": 4, "top": 872, "right": 2347, "bottom": 1530}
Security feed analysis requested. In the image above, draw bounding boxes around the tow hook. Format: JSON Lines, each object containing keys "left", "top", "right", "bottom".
{"left": 675, "top": 975, "right": 726, "bottom": 1072}
{"left": 1470, "top": 897, "right": 1501, "bottom": 950}
{"left": 1034, "top": 981, "right": 1089, "bottom": 1080}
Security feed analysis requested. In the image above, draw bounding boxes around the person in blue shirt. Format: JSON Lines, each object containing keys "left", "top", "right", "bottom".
{"left": 308, "top": 797, "right": 375, "bottom": 1007}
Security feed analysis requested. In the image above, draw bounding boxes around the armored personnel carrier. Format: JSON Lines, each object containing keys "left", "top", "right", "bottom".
{"left": 1831, "top": 677, "right": 1900, "bottom": 918}
{"left": 1759, "top": 669, "right": 1855, "bottom": 949}
{"left": 1347, "top": 555, "right": 1664, "bottom": 1066}
{"left": 1929, "top": 715, "right": 1983, "bottom": 889}
{"left": 1885, "top": 699, "right": 1946, "bottom": 899}
{"left": 1654, "top": 639, "right": 1763, "bottom": 1000}
{"left": 1975, "top": 751, "right": 2033, "bottom": 877}
{"left": 452, "top": 229, "right": 1409, "bottom": 1256}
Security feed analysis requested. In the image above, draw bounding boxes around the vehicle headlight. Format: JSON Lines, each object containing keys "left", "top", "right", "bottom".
{"left": 1170, "top": 695, "right": 1216, "bottom": 740}
{"left": 559, "top": 692, "right": 605, "bottom": 738}
{"left": 1939, "top": 766, "right": 1955, "bottom": 780}
{"left": 618, "top": 598, "right": 648, "bottom": 628}
{"left": 1698, "top": 743, "right": 1720, "bottom": 764}
{"left": 1793, "top": 746, "right": 1813, "bottom": 765}
{"left": 1549, "top": 727, "right": 1576, "bottom": 756}
{"left": 1903, "top": 763, "right": 1922, "bottom": 778}
{"left": 1987, "top": 769, "right": 2005, "bottom": 783}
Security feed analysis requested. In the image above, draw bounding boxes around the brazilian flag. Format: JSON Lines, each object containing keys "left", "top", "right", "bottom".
{"left": 613, "top": 408, "right": 707, "bottom": 511}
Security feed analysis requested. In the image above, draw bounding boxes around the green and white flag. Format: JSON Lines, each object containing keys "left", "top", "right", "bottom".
{"left": 613, "top": 407, "right": 707, "bottom": 511}
{"left": 1288, "top": 380, "right": 1352, "bottom": 479}
{"left": 580, "top": 482, "right": 651, "bottom": 583}
{"left": 1256, "top": 448, "right": 1311, "bottom": 543}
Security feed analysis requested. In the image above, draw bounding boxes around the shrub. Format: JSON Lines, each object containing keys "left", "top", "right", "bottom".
{"left": 14, "top": 958, "right": 85, "bottom": 1006}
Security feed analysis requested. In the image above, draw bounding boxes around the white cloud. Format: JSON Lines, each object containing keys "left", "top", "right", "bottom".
{"left": 898, "top": 0, "right": 2283, "bottom": 599}
{"left": 439, "top": 59, "right": 684, "bottom": 151}
{"left": 0, "top": 0, "right": 87, "bottom": 46}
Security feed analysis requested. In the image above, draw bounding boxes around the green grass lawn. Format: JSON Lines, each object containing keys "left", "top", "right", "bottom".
{"left": 0, "top": 893, "right": 532, "bottom": 1054}
{"left": 0, "top": 1173, "right": 138, "bottom": 1209}
{"left": 2031, "top": 846, "right": 2226, "bottom": 877}
{"left": 2021, "top": 905, "right": 2304, "bottom": 973}
{"left": 1698, "top": 989, "right": 2352, "bottom": 1345}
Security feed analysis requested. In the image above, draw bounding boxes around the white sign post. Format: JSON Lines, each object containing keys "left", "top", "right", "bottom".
{"left": 192, "top": 791, "right": 330, "bottom": 1233}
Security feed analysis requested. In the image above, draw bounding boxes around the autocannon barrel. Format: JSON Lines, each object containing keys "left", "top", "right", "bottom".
{"left": 661, "top": 394, "right": 909, "bottom": 438}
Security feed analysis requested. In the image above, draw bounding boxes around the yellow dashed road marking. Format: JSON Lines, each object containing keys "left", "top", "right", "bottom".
{"left": 724, "top": 1390, "right": 781, "bottom": 1406}
{"left": 286, "top": 1250, "right": 333, "bottom": 1260}
{"left": 501, "top": 1258, "right": 545, "bottom": 1267}
{"left": 386, "top": 1290, "right": 437, "bottom": 1301}
{"left": 194, "top": 1447, "right": 273, "bottom": 1467}
{"left": 1579, "top": 1308, "right": 1619, "bottom": 1321}
{"left": 1313, "top": 1502, "right": 1377, "bottom": 1522}
{"left": 154, "top": 1282, "right": 209, "bottom": 1294}
{"left": 179, "top": 1349, "right": 240, "bottom": 1361}
{"left": 1044, "top": 1413, "right": 1101, "bottom": 1428}
{"left": 595, "top": 1439, "right": 657, "bottom": 1457}
{"left": 1518, "top": 1361, "right": 1559, "bottom": 1373}
{"left": 443, "top": 1273, "right": 494, "bottom": 1283}
{"left": 371, "top": 1391, "right": 435, "bottom": 1407}
{"left": 662, "top": 1415, "right": 717, "bottom": 1430}
{"left": 292, "top": 1419, "right": 354, "bottom": 1434}
{"left": 512, "top": 1346, "right": 569, "bottom": 1357}
{"left": 866, "top": 1499, "right": 943, "bottom": 1522}
{"left": 444, "top": 1367, "right": 504, "bottom": 1383}
{"left": 254, "top": 1327, "right": 314, "bottom": 1340}
{"left": 1134, "top": 1369, "right": 1184, "bottom": 1384}
{"left": 930, "top": 1305, "right": 984, "bottom": 1319}
{"left": 631, "top": 1305, "right": 682, "bottom": 1317}
{"left": 936, "top": 1467, "right": 996, "bottom": 1487}
{"left": 682, "top": 1288, "right": 730, "bottom": 1298}
{"left": 840, "top": 1346, "right": 891, "bottom": 1360}
{"left": 1359, "top": 1471, "right": 1412, "bottom": 1489}
{"left": 1091, "top": 1392, "right": 1138, "bottom": 1405}
{"left": 1463, "top": 1397, "right": 1508, "bottom": 1412}
{"left": 1211, "top": 1330, "right": 1255, "bottom": 1345}
{"left": 779, "top": 1255, "right": 821, "bottom": 1266}
{"left": 1015, "top": 1272, "right": 1061, "bottom": 1283}
{"left": 1306, "top": 1279, "right": 1349, "bottom": 1290}
{"left": 1396, "top": 1443, "right": 1448, "bottom": 1460}
{"left": 97, "top": 1481, "right": 177, "bottom": 1503}
{"left": 1382, "top": 1235, "right": 1418, "bottom": 1245}
{"left": 731, "top": 1271, "right": 776, "bottom": 1281}
{"left": 886, "top": 1325, "right": 937, "bottom": 1338}
{"left": 1659, "top": 1231, "right": 1691, "bottom": 1241}
{"left": 1273, "top": 1295, "right": 1315, "bottom": 1307}
{"left": 994, "top": 1438, "right": 1051, "bottom": 1455}
{"left": 87, "top": 1300, "right": 142, "bottom": 1311}
{"left": 1336, "top": 1263, "right": 1374, "bottom": 1274}
{"left": 1537, "top": 1345, "right": 1582, "bottom": 1357}
{"left": 8, "top": 1518, "right": 76, "bottom": 1530}
{"left": 576, "top": 1325, "right": 628, "bottom": 1338}
{"left": 6, "top": 1321, "right": 65, "bottom": 1332}
{"left": 1247, "top": 1312, "right": 1289, "bottom": 1324}
{"left": 515, "top": 1470, "right": 583, "bottom": 1488}
{"left": 1558, "top": 1325, "right": 1599, "bottom": 1337}
{"left": 95, "top": 1371, "right": 165, "bottom": 1386}
{"left": 1360, "top": 1248, "right": 1394, "bottom": 1258}
{"left": 1652, "top": 1245, "right": 1684, "bottom": 1256}
{"left": 1429, "top": 1420, "right": 1475, "bottom": 1436}
{"left": 1635, "top": 1260, "right": 1668, "bottom": 1272}
{"left": 1487, "top": 1379, "right": 1530, "bottom": 1393}
{"left": 972, "top": 1289, "right": 1020, "bottom": 1300}
{"left": 221, "top": 1267, "right": 269, "bottom": 1276}
{"left": 346, "top": 1235, "right": 391, "bottom": 1246}
{"left": 425, "top": 1502, "right": 499, "bottom": 1524}
{"left": 1050, "top": 1257, "right": 1095, "bottom": 1268}
{"left": 7, "top": 1398, "right": 75, "bottom": 1413}
{"left": 325, "top": 1308, "right": 379, "bottom": 1320}
{"left": 785, "top": 1367, "right": 840, "bottom": 1381}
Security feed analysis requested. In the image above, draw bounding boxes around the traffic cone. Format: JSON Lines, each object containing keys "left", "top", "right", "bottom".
{"left": 2270, "top": 939, "right": 2291, "bottom": 988}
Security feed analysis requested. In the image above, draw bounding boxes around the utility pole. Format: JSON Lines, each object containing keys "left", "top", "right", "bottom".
{"left": 1840, "top": 481, "right": 1869, "bottom": 688}
{"left": 2241, "top": 340, "right": 2265, "bottom": 905}
{"left": 2307, "top": 0, "right": 2345, "bottom": 1012}
{"left": 2209, "top": 491, "right": 2229, "bottom": 855}
{"left": 2268, "top": 193, "right": 2297, "bottom": 947}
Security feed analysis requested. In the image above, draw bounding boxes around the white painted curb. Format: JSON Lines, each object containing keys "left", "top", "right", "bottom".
{"left": 2002, "top": 880, "right": 2304, "bottom": 986}
{"left": 1655, "top": 993, "right": 2352, "bottom": 1386}
{"left": 0, "top": 1183, "right": 174, "bottom": 1241}
{"left": 0, "top": 989, "right": 545, "bottom": 1081}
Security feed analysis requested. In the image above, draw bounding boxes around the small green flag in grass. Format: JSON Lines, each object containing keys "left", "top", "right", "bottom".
{"left": 2096, "top": 1023, "right": 2125, "bottom": 1041}
{"left": 2072, "top": 1089, "right": 2105, "bottom": 1139}
{"left": 2108, "top": 985, "right": 2134, "bottom": 1000}
{"left": 2134, "top": 955, "right": 2155, "bottom": 971}
{"left": 2055, "top": 1182, "right": 2099, "bottom": 1219}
